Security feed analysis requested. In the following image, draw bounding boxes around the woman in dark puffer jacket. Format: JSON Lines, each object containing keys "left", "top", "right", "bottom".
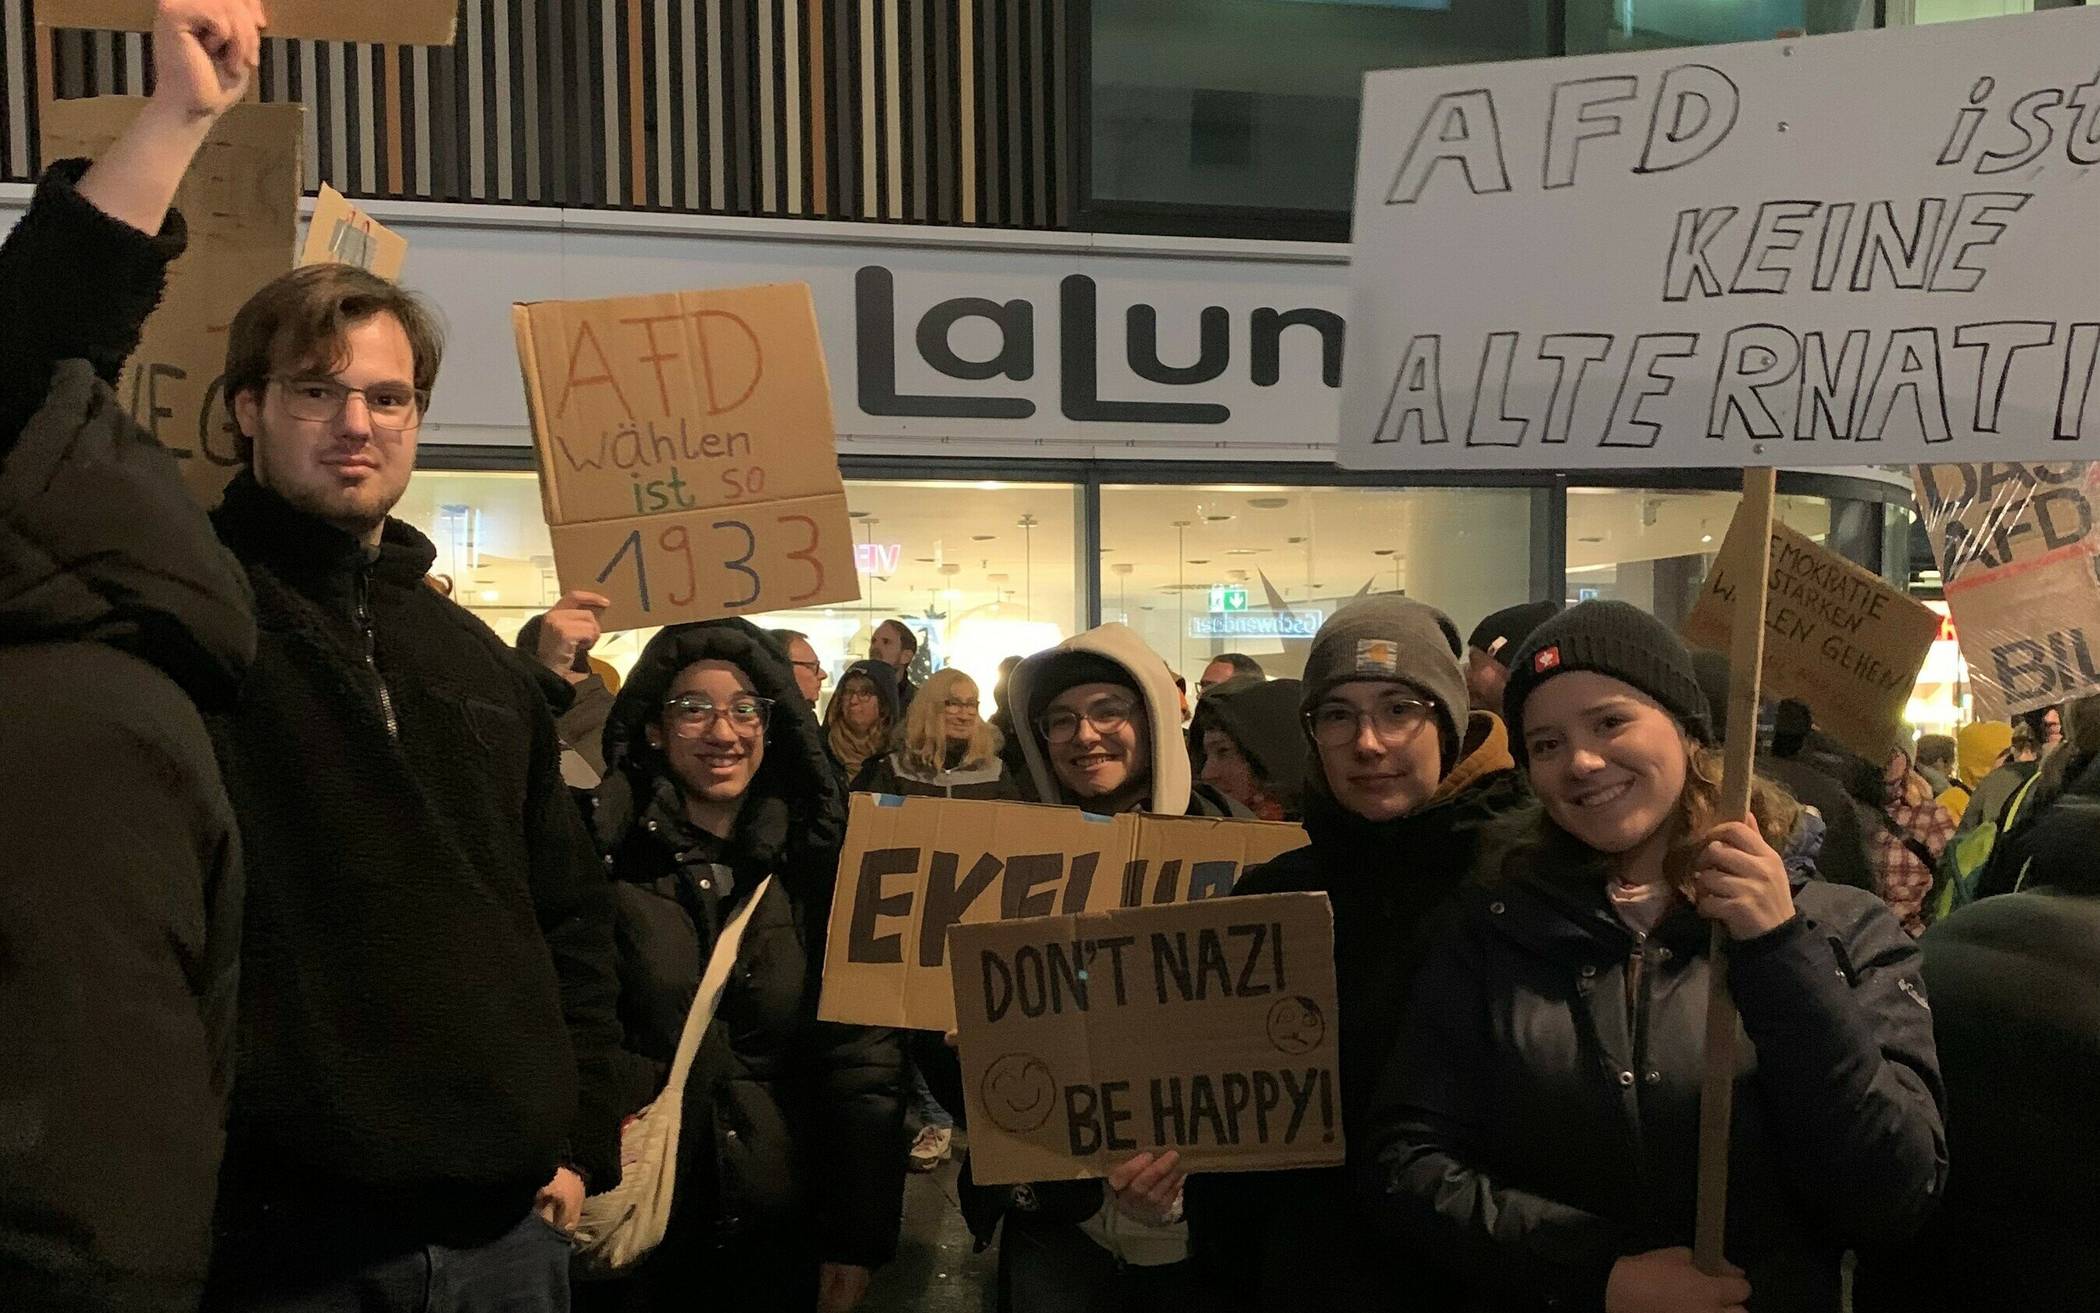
{"left": 580, "top": 619, "right": 905, "bottom": 1313}
{"left": 1364, "top": 602, "right": 1946, "bottom": 1313}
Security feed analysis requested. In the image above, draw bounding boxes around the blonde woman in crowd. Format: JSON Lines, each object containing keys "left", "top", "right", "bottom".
{"left": 852, "top": 667, "right": 1021, "bottom": 801}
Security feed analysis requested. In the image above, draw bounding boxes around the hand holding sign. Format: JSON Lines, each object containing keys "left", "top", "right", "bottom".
{"left": 1107, "top": 1151, "right": 1185, "bottom": 1227}
{"left": 535, "top": 590, "right": 610, "bottom": 678}
{"left": 950, "top": 891, "right": 1342, "bottom": 1186}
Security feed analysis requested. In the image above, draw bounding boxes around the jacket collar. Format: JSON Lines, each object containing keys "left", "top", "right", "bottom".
{"left": 1301, "top": 709, "right": 1519, "bottom": 852}
{"left": 212, "top": 470, "right": 437, "bottom": 591}
{"left": 1487, "top": 833, "right": 1817, "bottom": 962}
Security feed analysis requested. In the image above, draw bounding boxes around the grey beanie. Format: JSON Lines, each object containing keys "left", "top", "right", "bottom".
{"left": 1299, "top": 595, "right": 1468, "bottom": 770}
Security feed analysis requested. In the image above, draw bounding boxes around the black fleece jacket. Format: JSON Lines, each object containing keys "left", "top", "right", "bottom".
{"left": 1, "top": 160, "right": 254, "bottom": 1313}
{"left": 206, "top": 485, "right": 622, "bottom": 1253}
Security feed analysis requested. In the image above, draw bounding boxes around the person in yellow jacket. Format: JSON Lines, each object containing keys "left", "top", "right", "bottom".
{"left": 1939, "top": 721, "right": 2012, "bottom": 824}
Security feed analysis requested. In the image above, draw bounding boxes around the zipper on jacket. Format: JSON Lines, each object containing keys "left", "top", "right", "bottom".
{"left": 355, "top": 567, "right": 400, "bottom": 740}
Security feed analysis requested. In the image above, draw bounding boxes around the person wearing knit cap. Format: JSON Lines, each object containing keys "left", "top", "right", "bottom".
{"left": 1188, "top": 675, "right": 1306, "bottom": 821}
{"left": 1185, "top": 595, "right": 1526, "bottom": 1313}
{"left": 1365, "top": 599, "right": 1946, "bottom": 1313}
{"left": 1465, "top": 599, "right": 1564, "bottom": 717}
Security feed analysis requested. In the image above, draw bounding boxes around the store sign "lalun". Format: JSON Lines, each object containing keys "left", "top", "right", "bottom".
{"left": 851, "top": 265, "right": 1345, "bottom": 432}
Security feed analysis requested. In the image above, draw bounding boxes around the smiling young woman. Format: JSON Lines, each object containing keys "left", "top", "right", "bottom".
{"left": 1362, "top": 601, "right": 1947, "bottom": 1313}
{"left": 581, "top": 619, "right": 905, "bottom": 1313}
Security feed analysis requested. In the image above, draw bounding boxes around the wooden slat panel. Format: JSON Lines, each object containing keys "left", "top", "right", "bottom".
{"left": 10, "top": 0, "right": 1072, "bottom": 226}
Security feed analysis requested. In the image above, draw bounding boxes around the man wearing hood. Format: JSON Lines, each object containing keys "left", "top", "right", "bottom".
{"left": 960, "top": 623, "right": 1234, "bottom": 1306}
{"left": 1188, "top": 676, "right": 1307, "bottom": 820}
{"left": 1006, "top": 622, "right": 1243, "bottom": 819}
{"left": 1185, "top": 596, "right": 1529, "bottom": 1313}
{"left": 586, "top": 619, "right": 905, "bottom": 1312}
{"left": 0, "top": 6, "right": 257, "bottom": 1305}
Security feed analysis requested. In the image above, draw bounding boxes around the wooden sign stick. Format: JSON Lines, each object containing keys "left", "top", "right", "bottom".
{"left": 1694, "top": 465, "right": 1776, "bottom": 1274}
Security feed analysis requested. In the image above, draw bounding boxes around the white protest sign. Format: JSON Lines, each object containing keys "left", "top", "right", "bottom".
{"left": 1340, "top": 9, "right": 2100, "bottom": 471}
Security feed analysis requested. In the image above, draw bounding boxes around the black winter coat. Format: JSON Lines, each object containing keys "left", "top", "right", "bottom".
{"left": 1367, "top": 849, "right": 1947, "bottom": 1312}
{"left": 1186, "top": 711, "right": 1527, "bottom": 1313}
{"left": 205, "top": 470, "right": 624, "bottom": 1266}
{"left": 850, "top": 747, "right": 1022, "bottom": 800}
{"left": 0, "top": 161, "right": 255, "bottom": 1313}
{"left": 1854, "top": 779, "right": 2100, "bottom": 1312}
{"left": 592, "top": 621, "right": 906, "bottom": 1282}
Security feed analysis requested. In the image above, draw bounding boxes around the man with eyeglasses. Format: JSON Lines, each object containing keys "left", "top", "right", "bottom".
{"left": 588, "top": 620, "right": 904, "bottom": 1312}
{"left": 976, "top": 623, "right": 1244, "bottom": 1306}
{"left": 1184, "top": 596, "right": 1528, "bottom": 1313}
{"left": 769, "top": 627, "right": 830, "bottom": 706}
{"left": 24, "top": 14, "right": 626, "bottom": 1306}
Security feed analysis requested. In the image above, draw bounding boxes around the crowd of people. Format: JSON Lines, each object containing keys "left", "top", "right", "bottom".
{"left": 5, "top": 7, "right": 2098, "bottom": 1313}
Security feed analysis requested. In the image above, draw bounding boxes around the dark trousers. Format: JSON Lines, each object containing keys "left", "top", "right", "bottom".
{"left": 204, "top": 1212, "right": 571, "bottom": 1313}
{"left": 998, "top": 1215, "right": 1199, "bottom": 1313}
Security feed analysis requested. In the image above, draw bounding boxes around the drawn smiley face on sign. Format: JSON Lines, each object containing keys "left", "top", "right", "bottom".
{"left": 980, "top": 1053, "right": 1059, "bottom": 1134}
{"left": 1266, "top": 995, "right": 1327, "bottom": 1056}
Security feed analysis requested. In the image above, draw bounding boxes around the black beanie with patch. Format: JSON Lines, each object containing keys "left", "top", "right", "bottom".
{"left": 1503, "top": 600, "right": 1713, "bottom": 765}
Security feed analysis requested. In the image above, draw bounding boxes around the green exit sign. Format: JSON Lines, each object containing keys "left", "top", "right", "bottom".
{"left": 1208, "top": 585, "right": 1249, "bottom": 614}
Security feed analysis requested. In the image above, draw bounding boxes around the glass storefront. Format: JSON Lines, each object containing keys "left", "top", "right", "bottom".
{"left": 396, "top": 471, "right": 1083, "bottom": 715}
{"left": 1099, "top": 483, "right": 1537, "bottom": 683}
{"left": 1563, "top": 487, "right": 1837, "bottom": 630}
{"left": 399, "top": 464, "right": 1912, "bottom": 712}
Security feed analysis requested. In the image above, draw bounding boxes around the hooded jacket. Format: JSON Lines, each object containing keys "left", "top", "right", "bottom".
{"left": 826, "top": 658, "right": 902, "bottom": 780}
{"left": 1006, "top": 622, "right": 1236, "bottom": 819}
{"left": 0, "top": 161, "right": 255, "bottom": 1313}
{"left": 1366, "top": 844, "right": 1946, "bottom": 1312}
{"left": 1187, "top": 712, "right": 1527, "bottom": 1313}
{"left": 591, "top": 621, "right": 905, "bottom": 1278}
{"left": 1188, "top": 676, "right": 1308, "bottom": 818}
{"left": 959, "top": 625, "right": 1237, "bottom": 1269}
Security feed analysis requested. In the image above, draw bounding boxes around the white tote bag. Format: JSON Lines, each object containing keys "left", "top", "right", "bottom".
{"left": 572, "top": 874, "right": 773, "bottom": 1276}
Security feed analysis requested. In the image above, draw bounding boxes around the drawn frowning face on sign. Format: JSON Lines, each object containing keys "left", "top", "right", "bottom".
{"left": 981, "top": 1054, "right": 1059, "bottom": 1134}
{"left": 1266, "top": 996, "right": 1327, "bottom": 1056}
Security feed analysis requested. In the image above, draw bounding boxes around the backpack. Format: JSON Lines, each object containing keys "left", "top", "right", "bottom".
{"left": 1929, "top": 772, "right": 2041, "bottom": 923}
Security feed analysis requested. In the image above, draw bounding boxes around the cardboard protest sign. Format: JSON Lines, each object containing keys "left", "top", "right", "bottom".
{"left": 818, "top": 794, "right": 1310, "bottom": 1033}
{"left": 1683, "top": 508, "right": 1938, "bottom": 758}
{"left": 40, "top": 0, "right": 458, "bottom": 44}
{"left": 1914, "top": 463, "right": 2100, "bottom": 719}
{"left": 301, "top": 186, "right": 407, "bottom": 281}
{"left": 1339, "top": 8, "right": 2100, "bottom": 471}
{"left": 952, "top": 891, "right": 1342, "bottom": 1186}
{"left": 41, "top": 98, "right": 304, "bottom": 509}
{"left": 514, "top": 283, "right": 860, "bottom": 630}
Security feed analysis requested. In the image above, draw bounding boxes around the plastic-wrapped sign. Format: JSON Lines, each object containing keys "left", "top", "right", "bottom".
{"left": 1915, "top": 463, "right": 2100, "bottom": 719}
